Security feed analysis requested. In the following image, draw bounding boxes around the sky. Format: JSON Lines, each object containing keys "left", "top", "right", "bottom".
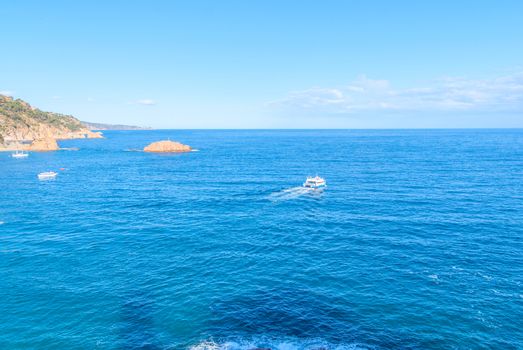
{"left": 1, "top": 0, "right": 522, "bottom": 128}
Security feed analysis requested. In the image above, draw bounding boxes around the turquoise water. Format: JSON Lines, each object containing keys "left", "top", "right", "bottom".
{"left": 1, "top": 130, "right": 522, "bottom": 349}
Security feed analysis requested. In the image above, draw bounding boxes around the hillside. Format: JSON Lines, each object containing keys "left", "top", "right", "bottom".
{"left": 82, "top": 121, "right": 151, "bottom": 130}
{"left": 0, "top": 94, "right": 102, "bottom": 149}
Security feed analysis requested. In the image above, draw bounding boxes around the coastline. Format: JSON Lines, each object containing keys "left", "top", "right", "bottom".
{"left": 0, "top": 131, "right": 103, "bottom": 152}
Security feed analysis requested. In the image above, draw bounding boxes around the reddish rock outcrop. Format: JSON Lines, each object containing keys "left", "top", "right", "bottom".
{"left": 24, "top": 138, "right": 59, "bottom": 151}
{"left": 144, "top": 140, "right": 192, "bottom": 153}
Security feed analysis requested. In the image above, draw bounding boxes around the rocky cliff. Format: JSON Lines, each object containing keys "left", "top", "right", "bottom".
{"left": 0, "top": 94, "right": 103, "bottom": 150}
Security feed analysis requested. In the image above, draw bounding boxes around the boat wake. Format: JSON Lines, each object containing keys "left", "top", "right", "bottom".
{"left": 268, "top": 186, "right": 323, "bottom": 202}
{"left": 189, "top": 338, "right": 369, "bottom": 350}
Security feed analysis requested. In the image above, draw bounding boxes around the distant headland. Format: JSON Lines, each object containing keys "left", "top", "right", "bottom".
{"left": 81, "top": 121, "right": 151, "bottom": 131}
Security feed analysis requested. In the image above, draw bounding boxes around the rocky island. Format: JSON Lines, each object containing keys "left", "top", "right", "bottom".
{"left": 143, "top": 140, "right": 192, "bottom": 153}
{"left": 0, "top": 94, "right": 103, "bottom": 151}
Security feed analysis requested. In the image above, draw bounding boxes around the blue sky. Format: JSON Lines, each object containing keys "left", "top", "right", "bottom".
{"left": 1, "top": 1, "right": 522, "bottom": 128}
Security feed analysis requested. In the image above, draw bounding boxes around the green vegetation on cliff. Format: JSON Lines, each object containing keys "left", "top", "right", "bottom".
{"left": 0, "top": 94, "right": 86, "bottom": 144}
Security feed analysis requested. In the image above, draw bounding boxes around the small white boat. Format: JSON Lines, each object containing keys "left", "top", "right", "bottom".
{"left": 303, "top": 176, "right": 326, "bottom": 189}
{"left": 38, "top": 171, "right": 58, "bottom": 180}
{"left": 11, "top": 150, "right": 29, "bottom": 158}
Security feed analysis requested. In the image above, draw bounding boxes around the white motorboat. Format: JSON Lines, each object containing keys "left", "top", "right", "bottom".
{"left": 303, "top": 176, "right": 326, "bottom": 189}
{"left": 11, "top": 150, "right": 28, "bottom": 158}
{"left": 38, "top": 171, "right": 58, "bottom": 180}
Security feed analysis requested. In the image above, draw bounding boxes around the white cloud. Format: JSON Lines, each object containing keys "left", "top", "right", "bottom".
{"left": 0, "top": 90, "right": 13, "bottom": 96}
{"left": 136, "top": 99, "right": 156, "bottom": 106}
{"left": 272, "top": 72, "right": 523, "bottom": 114}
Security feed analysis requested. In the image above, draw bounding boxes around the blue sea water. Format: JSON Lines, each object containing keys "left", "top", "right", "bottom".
{"left": 1, "top": 129, "right": 522, "bottom": 350}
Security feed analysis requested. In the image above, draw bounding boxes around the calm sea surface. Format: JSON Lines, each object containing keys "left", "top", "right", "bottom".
{"left": 1, "top": 130, "right": 522, "bottom": 350}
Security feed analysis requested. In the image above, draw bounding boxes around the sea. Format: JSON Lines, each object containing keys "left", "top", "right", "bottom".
{"left": 1, "top": 129, "right": 522, "bottom": 349}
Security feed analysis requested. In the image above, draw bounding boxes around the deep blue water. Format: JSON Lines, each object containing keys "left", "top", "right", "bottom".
{"left": 1, "top": 129, "right": 522, "bottom": 350}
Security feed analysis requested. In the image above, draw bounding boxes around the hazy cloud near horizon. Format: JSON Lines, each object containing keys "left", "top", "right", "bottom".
{"left": 136, "top": 99, "right": 156, "bottom": 106}
{"left": 272, "top": 71, "right": 523, "bottom": 115}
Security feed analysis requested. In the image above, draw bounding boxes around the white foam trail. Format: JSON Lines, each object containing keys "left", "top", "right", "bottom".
{"left": 190, "top": 341, "right": 221, "bottom": 350}
{"left": 189, "top": 338, "right": 369, "bottom": 350}
{"left": 268, "top": 186, "right": 317, "bottom": 202}
{"left": 0, "top": 221, "right": 4, "bottom": 225}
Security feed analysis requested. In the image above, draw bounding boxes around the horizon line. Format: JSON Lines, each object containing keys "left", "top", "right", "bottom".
{"left": 97, "top": 127, "right": 523, "bottom": 131}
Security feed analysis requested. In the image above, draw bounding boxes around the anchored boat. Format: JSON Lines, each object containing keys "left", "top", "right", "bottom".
{"left": 11, "top": 150, "right": 28, "bottom": 158}
{"left": 38, "top": 171, "right": 58, "bottom": 180}
{"left": 303, "top": 176, "right": 326, "bottom": 189}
